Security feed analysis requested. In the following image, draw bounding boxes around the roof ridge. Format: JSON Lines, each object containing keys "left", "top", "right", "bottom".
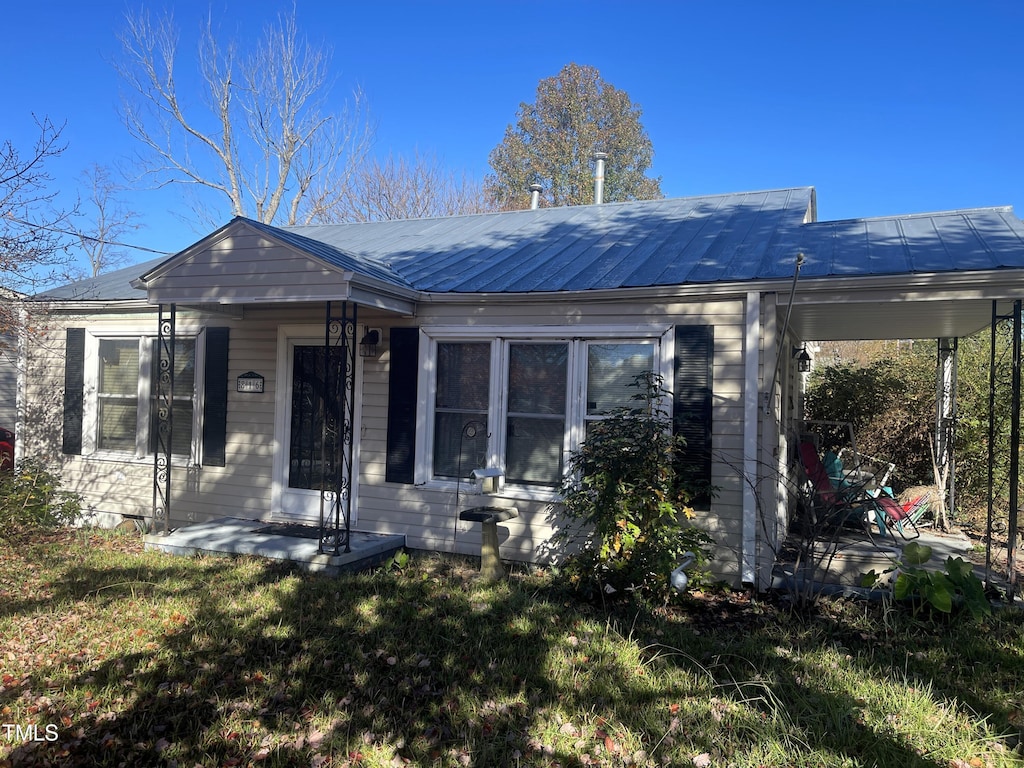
{"left": 280, "top": 187, "right": 818, "bottom": 230}
{"left": 811, "top": 205, "right": 1015, "bottom": 226}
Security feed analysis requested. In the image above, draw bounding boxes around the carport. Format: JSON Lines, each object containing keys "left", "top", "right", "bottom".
{"left": 781, "top": 206, "right": 1024, "bottom": 596}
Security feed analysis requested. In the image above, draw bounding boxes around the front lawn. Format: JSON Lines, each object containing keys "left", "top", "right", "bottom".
{"left": 1, "top": 529, "right": 1022, "bottom": 767}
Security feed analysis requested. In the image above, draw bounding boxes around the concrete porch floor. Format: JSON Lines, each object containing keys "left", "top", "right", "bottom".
{"left": 772, "top": 525, "right": 986, "bottom": 596}
{"left": 143, "top": 517, "right": 405, "bottom": 576}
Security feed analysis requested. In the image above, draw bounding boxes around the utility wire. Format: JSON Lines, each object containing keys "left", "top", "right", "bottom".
{"left": 3, "top": 213, "right": 175, "bottom": 256}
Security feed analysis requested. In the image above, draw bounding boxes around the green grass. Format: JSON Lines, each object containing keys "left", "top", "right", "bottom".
{"left": 1, "top": 529, "right": 1023, "bottom": 767}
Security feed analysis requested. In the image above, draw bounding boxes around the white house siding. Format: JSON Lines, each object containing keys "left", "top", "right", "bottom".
{"left": 354, "top": 295, "right": 750, "bottom": 585}
{"left": 27, "top": 294, "right": 752, "bottom": 584}
{"left": 146, "top": 232, "right": 353, "bottom": 305}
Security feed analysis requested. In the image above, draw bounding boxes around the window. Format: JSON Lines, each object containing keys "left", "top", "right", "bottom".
{"left": 86, "top": 333, "right": 200, "bottom": 459}
{"left": 433, "top": 342, "right": 491, "bottom": 479}
{"left": 506, "top": 343, "right": 567, "bottom": 486}
{"left": 584, "top": 342, "right": 655, "bottom": 438}
{"left": 97, "top": 339, "right": 140, "bottom": 452}
{"left": 425, "top": 330, "right": 669, "bottom": 489}
{"left": 149, "top": 338, "right": 197, "bottom": 457}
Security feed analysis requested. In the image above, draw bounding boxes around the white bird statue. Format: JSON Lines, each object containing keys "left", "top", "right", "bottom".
{"left": 670, "top": 552, "right": 697, "bottom": 594}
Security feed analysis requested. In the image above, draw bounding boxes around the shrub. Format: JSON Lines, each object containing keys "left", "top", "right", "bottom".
{"left": 556, "top": 372, "right": 714, "bottom": 603}
{"left": 0, "top": 457, "right": 82, "bottom": 534}
{"left": 861, "top": 540, "right": 991, "bottom": 620}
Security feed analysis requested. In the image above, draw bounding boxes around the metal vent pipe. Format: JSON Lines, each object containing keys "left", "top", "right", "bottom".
{"left": 529, "top": 183, "right": 543, "bottom": 210}
{"left": 593, "top": 151, "right": 608, "bottom": 204}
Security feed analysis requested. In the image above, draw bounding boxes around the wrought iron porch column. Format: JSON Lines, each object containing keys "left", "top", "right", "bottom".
{"left": 153, "top": 303, "right": 176, "bottom": 534}
{"left": 319, "top": 300, "right": 357, "bottom": 555}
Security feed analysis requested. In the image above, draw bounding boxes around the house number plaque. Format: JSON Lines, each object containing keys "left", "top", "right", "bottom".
{"left": 236, "top": 371, "right": 265, "bottom": 393}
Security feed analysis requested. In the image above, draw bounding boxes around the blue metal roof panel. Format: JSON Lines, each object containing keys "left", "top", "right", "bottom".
{"left": 33, "top": 257, "right": 166, "bottom": 300}
{"left": 286, "top": 188, "right": 816, "bottom": 293}
{"left": 797, "top": 207, "right": 1024, "bottom": 279}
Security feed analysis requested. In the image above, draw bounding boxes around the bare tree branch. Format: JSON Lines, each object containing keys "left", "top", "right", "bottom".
{"left": 70, "top": 164, "right": 143, "bottom": 277}
{"left": 116, "top": 7, "right": 375, "bottom": 225}
{"left": 1, "top": 116, "right": 77, "bottom": 294}
{"left": 321, "top": 149, "right": 490, "bottom": 223}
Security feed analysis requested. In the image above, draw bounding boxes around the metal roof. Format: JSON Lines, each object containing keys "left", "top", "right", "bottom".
{"left": 285, "top": 187, "right": 815, "bottom": 293}
{"left": 34, "top": 257, "right": 166, "bottom": 301}
{"left": 32, "top": 187, "right": 1024, "bottom": 305}
{"left": 796, "top": 207, "right": 1024, "bottom": 278}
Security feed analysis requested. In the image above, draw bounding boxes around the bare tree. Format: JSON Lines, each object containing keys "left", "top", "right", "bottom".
{"left": 116, "top": 8, "right": 375, "bottom": 227}
{"left": 326, "top": 150, "right": 490, "bottom": 222}
{"left": 71, "top": 164, "right": 142, "bottom": 277}
{"left": 1, "top": 116, "right": 76, "bottom": 297}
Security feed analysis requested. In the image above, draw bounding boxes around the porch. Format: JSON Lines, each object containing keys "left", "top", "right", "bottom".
{"left": 143, "top": 517, "right": 405, "bottom": 576}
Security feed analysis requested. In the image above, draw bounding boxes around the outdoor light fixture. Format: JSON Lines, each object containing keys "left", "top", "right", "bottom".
{"left": 795, "top": 346, "right": 812, "bottom": 373}
{"left": 359, "top": 328, "right": 381, "bottom": 358}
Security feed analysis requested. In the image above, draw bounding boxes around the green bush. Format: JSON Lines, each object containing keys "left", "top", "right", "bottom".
{"left": 0, "top": 457, "right": 82, "bottom": 534}
{"left": 804, "top": 358, "right": 935, "bottom": 491}
{"left": 556, "top": 372, "right": 714, "bottom": 603}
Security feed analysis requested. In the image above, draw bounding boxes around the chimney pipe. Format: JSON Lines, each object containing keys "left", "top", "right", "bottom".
{"left": 529, "top": 183, "right": 543, "bottom": 210}
{"left": 593, "top": 152, "right": 608, "bottom": 205}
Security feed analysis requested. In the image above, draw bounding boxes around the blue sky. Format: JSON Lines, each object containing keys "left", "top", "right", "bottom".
{"left": 4, "top": 1, "right": 1023, "bottom": 270}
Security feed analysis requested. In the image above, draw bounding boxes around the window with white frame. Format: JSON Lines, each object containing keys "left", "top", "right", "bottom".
{"left": 86, "top": 333, "right": 199, "bottom": 459}
{"left": 425, "top": 330, "right": 668, "bottom": 489}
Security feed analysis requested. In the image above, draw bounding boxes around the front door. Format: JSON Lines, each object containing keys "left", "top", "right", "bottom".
{"left": 278, "top": 341, "right": 360, "bottom": 523}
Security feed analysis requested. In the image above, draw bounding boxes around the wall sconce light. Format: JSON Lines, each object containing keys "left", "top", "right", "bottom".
{"left": 359, "top": 328, "right": 382, "bottom": 358}
{"left": 794, "top": 346, "right": 812, "bottom": 373}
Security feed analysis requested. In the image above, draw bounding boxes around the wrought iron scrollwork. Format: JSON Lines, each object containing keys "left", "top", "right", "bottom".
{"left": 153, "top": 304, "right": 175, "bottom": 534}
{"left": 319, "top": 301, "right": 357, "bottom": 555}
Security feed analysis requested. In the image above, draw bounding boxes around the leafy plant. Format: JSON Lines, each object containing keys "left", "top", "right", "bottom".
{"left": 0, "top": 457, "right": 82, "bottom": 534}
{"left": 861, "top": 540, "right": 991, "bottom": 619}
{"left": 556, "top": 372, "right": 713, "bottom": 602}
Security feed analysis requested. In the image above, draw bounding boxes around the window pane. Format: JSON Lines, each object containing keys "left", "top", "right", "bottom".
{"left": 149, "top": 337, "right": 197, "bottom": 457}
{"left": 508, "top": 344, "right": 567, "bottom": 413}
{"left": 99, "top": 339, "right": 139, "bottom": 396}
{"left": 587, "top": 343, "right": 655, "bottom": 415}
{"left": 434, "top": 342, "right": 490, "bottom": 479}
{"left": 436, "top": 343, "right": 490, "bottom": 410}
{"left": 98, "top": 339, "right": 139, "bottom": 451}
{"left": 506, "top": 343, "right": 567, "bottom": 486}
{"left": 433, "top": 412, "right": 488, "bottom": 479}
{"left": 507, "top": 416, "right": 564, "bottom": 485}
{"left": 98, "top": 400, "right": 137, "bottom": 451}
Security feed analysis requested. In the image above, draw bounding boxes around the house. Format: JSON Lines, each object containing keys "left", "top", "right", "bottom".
{"left": 0, "top": 287, "right": 24, "bottom": 430}
{"left": 19, "top": 187, "right": 1024, "bottom": 587}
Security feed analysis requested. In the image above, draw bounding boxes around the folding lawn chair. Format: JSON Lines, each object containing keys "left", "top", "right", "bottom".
{"left": 865, "top": 492, "right": 921, "bottom": 540}
{"left": 797, "top": 441, "right": 877, "bottom": 539}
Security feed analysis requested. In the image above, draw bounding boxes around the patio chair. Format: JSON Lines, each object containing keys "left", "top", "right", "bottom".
{"left": 864, "top": 492, "right": 921, "bottom": 540}
{"left": 797, "top": 441, "right": 877, "bottom": 539}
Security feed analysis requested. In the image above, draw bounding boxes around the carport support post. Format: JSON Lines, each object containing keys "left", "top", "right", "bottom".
{"left": 1009, "top": 300, "right": 1022, "bottom": 598}
{"left": 935, "top": 338, "right": 957, "bottom": 517}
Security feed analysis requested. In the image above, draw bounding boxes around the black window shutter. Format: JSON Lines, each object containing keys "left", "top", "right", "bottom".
{"left": 62, "top": 328, "right": 86, "bottom": 455}
{"left": 673, "top": 325, "right": 713, "bottom": 503}
{"left": 202, "top": 327, "right": 230, "bottom": 467}
{"left": 386, "top": 327, "right": 419, "bottom": 484}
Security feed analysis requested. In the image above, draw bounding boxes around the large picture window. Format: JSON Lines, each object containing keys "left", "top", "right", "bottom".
{"left": 425, "top": 331, "right": 667, "bottom": 489}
